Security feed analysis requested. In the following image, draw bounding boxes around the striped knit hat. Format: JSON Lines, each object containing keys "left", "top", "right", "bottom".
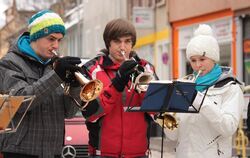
{"left": 28, "top": 10, "right": 66, "bottom": 42}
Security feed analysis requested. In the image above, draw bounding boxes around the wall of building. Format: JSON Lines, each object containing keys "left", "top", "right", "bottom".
{"left": 169, "top": 0, "right": 250, "bottom": 22}
{"left": 80, "top": 0, "right": 126, "bottom": 58}
{"left": 133, "top": 1, "right": 171, "bottom": 80}
{"left": 230, "top": 0, "right": 250, "bottom": 10}
{"left": 168, "top": 0, "right": 250, "bottom": 80}
{"left": 168, "top": 0, "right": 230, "bottom": 22}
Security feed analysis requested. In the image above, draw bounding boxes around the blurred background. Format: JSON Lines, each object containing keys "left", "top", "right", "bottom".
{"left": 1, "top": 0, "right": 250, "bottom": 157}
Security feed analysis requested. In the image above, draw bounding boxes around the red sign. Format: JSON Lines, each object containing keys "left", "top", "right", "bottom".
{"left": 244, "top": 40, "right": 250, "bottom": 53}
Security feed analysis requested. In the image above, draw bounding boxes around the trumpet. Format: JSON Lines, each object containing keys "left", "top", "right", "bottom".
{"left": 121, "top": 51, "right": 153, "bottom": 93}
{"left": 52, "top": 50, "right": 103, "bottom": 110}
{"left": 156, "top": 69, "right": 203, "bottom": 130}
{"left": 156, "top": 112, "right": 178, "bottom": 130}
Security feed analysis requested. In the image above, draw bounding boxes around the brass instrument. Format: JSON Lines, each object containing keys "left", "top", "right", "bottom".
{"left": 157, "top": 112, "right": 178, "bottom": 130}
{"left": 156, "top": 69, "right": 203, "bottom": 130}
{"left": 121, "top": 51, "right": 153, "bottom": 93}
{"left": 74, "top": 72, "right": 103, "bottom": 103}
{"left": 234, "top": 117, "right": 248, "bottom": 158}
{"left": 52, "top": 50, "right": 103, "bottom": 110}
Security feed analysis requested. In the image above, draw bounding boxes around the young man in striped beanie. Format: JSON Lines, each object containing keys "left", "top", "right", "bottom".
{"left": 0, "top": 10, "right": 82, "bottom": 158}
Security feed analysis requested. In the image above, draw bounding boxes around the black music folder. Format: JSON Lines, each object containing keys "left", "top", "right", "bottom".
{"left": 128, "top": 80, "right": 204, "bottom": 113}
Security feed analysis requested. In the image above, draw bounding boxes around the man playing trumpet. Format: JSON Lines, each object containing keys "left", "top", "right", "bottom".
{"left": 164, "top": 24, "right": 244, "bottom": 158}
{"left": 82, "top": 18, "right": 158, "bottom": 158}
{"left": 0, "top": 10, "right": 81, "bottom": 158}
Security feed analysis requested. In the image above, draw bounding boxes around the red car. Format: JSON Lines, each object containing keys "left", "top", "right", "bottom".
{"left": 61, "top": 111, "right": 89, "bottom": 158}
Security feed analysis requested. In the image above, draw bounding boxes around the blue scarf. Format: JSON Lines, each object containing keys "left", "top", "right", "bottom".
{"left": 194, "top": 64, "right": 222, "bottom": 92}
{"left": 17, "top": 35, "right": 51, "bottom": 65}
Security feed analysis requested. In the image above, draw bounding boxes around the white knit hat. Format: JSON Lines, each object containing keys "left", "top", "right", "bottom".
{"left": 186, "top": 24, "right": 220, "bottom": 62}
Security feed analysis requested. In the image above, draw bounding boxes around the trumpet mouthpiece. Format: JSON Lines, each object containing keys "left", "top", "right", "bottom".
{"left": 121, "top": 50, "right": 128, "bottom": 60}
{"left": 52, "top": 50, "right": 58, "bottom": 56}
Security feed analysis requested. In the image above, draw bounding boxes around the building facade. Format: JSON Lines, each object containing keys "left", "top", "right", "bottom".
{"left": 168, "top": 0, "right": 250, "bottom": 84}
{"left": 128, "top": 0, "right": 171, "bottom": 80}
{"left": 61, "top": 0, "right": 126, "bottom": 58}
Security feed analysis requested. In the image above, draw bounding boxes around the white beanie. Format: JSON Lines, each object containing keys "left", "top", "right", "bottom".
{"left": 186, "top": 24, "right": 220, "bottom": 62}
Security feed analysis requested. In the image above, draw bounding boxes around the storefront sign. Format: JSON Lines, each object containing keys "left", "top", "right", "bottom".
{"left": 213, "top": 19, "right": 232, "bottom": 42}
{"left": 132, "top": 7, "right": 154, "bottom": 29}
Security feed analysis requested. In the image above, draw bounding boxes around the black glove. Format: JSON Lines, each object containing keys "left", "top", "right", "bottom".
{"left": 112, "top": 60, "right": 138, "bottom": 92}
{"left": 54, "top": 56, "right": 81, "bottom": 83}
{"left": 129, "top": 51, "right": 141, "bottom": 62}
{"left": 129, "top": 51, "right": 144, "bottom": 82}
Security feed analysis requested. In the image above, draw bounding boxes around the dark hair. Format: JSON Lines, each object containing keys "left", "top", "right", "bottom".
{"left": 103, "top": 18, "right": 137, "bottom": 49}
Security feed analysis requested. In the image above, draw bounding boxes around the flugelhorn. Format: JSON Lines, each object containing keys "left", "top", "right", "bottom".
{"left": 156, "top": 69, "right": 203, "bottom": 130}
{"left": 52, "top": 50, "right": 103, "bottom": 110}
{"left": 121, "top": 51, "right": 153, "bottom": 93}
{"left": 156, "top": 112, "right": 178, "bottom": 130}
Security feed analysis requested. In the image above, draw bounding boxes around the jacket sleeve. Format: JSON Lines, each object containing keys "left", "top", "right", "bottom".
{"left": 199, "top": 84, "right": 244, "bottom": 137}
{"left": 64, "top": 86, "right": 81, "bottom": 118}
{"left": 0, "top": 56, "right": 79, "bottom": 116}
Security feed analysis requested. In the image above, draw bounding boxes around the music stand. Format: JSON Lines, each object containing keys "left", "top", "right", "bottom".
{"left": 126, "top": 80, "right": 207, "bottom": 158}
{"left": 0, "top": 94, "right": 35, "bottom": 134}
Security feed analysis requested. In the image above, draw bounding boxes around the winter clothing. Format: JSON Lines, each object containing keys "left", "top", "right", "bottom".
{"left": 164, "top": 67, "right": 244, "bottom": 158}
{"left": 195, "top": 64, "right": 222, "bottom": 91}
{"left": 17, "top": 34, "right": 51, "bottom": 64}
{"left": 0, "top": 32, "right": 80, "bottom": 158}
{"left": 28, "top": 10, "right": 65, "bottom": 42}
{"left": 82, "top": 51, "right": 158, "bottom": 158}
{"left": 186, "top": 24, "right": 220, "bottom": 62}
{"left": 53, "top": 56, "right": 81, "bottom": 82}
{"left": 112, "top": 59, "right": 138, "bottom": 92}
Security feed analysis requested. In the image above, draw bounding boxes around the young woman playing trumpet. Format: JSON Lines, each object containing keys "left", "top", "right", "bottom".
{"left": 163, "top": 24, "right": 244, "bottom": 158}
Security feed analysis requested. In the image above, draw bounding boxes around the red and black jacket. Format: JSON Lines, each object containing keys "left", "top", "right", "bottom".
{"left": 82, "top": 52, "right": 158, "bottom": 157}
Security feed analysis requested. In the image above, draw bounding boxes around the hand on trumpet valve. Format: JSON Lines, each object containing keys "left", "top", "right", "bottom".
{"left": 112, "top": 60, "right": 138, "bottom": 92}
{"left": 53, "top": 56, "right": 82, "bottom": 84}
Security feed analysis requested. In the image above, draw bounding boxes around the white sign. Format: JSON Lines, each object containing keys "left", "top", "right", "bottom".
{"left": 212, "top": 19, "right": 232, "bottom": 43}
{"left": 132, "top": 7, "right": 154, "bottom": 29}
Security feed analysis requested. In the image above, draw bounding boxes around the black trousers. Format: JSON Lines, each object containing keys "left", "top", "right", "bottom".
{"left": 2, "top": 152, "right": 61, "bottom": 158}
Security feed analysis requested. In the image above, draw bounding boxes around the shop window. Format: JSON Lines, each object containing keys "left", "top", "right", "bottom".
{"left": 219, "top": 43, "right": 231, "bottom": 67}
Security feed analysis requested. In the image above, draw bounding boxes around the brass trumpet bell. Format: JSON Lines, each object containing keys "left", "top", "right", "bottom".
{"left": 74, "top": 72, "right": 103, "bottom": 102}
{"left": 134, "top": 71, "right": 153, "bottom": 93}
{"left": 156, "top": 113, "right": 178, "bottom": 130}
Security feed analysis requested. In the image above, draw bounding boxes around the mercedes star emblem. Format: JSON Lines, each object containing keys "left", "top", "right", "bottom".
{"left": 61, "top": 145, "right": 77, "bottom": 158}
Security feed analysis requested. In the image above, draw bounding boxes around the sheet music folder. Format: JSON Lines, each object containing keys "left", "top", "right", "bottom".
{"left": 127, "top": 80, "right": 203, "bottom": 113}
{"left": 0, "top": 95, "right": 35, "bottom": 134}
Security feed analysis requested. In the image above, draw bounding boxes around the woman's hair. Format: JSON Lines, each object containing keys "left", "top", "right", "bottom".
{"left": 103, "top": 18, "right": 136, "bottom": 49}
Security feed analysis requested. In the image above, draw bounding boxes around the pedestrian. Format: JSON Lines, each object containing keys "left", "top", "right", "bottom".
{"left": 81, "top": 18, "right": 158, "bottom": 158}
{"left": 0, "top": 10, "right": 82, "bottom": 158}
{"left": 163, "top": 24, "right": 244, "bottom": 158}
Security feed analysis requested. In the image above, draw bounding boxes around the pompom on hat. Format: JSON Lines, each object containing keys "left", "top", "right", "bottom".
{"left": 186, "top": 24, "right": 220, "bottom": 62}
{"left": 28, "top": 10, "right": 66, "bottom": 42}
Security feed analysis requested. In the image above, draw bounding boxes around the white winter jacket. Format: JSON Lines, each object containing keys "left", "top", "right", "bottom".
{"left": 164, "top": 68, "right": 244, "bottom": 158}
